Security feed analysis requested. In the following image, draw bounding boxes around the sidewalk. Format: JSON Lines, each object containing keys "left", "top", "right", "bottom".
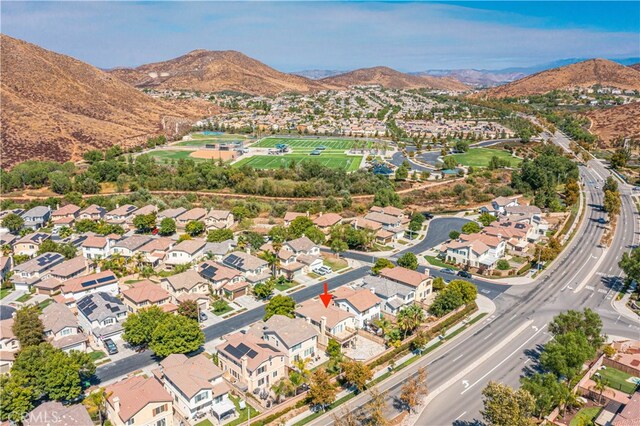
{"left": 611, "top": 282, "right": 639, "bottom": 323}
{"left": 284, "top": 295, "right": 496, "bottom": 426}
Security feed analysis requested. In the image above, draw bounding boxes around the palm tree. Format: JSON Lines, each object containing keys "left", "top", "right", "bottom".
{"left": 373, "top": 317, "right": 392, "bottom": 338}
{"left": 289, "top": 370, "right": 306, "bottom": 392}
{"left": 83, "top": 388, "right": 112, "bottom": 425}
{"left": 293, "top": 357, "right": 311, "bottom": 379}
{"left": 263, "top": 250, "right": 280, "bottom": 278}
{"left": 0, "top": 244, "right": 12, "bottom": 257}
{"left": 593, "top": 376, "right": 608, "bottom": 404}
{"left": 271, "top": 379, "right": 293, "bottom": 404}
{"left": 397, "top": 305, "right": 426, "bottom": 339}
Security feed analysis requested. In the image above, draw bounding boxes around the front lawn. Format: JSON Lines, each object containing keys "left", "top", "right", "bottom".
{"left": 0, "top": 288, "right": 12, "bottom": 299}
{"left": 16, "top": 293, "right": 33, "bottom": 303}
{"left": 323, "top": 257, "right": 348, "bottom": 271}
{"left": 450, "top": 148, "right": 522, "bottom": 168}
{"left": 88, "top": 351, "right": 107, "bottom": 361}
{"left": 569, "top": 407, "right": 602, "bottom": 426}
{"left": 211, "top": 300, "right": 233, "bottom": 316}
{"left": 274, "top": 279, "right": 296, "bottom": 292}
{"left": 596, "top": 367, "right": 639, "bottom": 394}
{"left": 425, "top": 255, "right": 458, "bottom": 269}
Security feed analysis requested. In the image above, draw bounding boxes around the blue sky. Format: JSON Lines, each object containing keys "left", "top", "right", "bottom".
{"left": 1, "top": 1, "right": 639, "bottom": 71}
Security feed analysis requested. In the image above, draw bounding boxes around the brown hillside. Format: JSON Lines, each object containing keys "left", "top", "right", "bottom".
{"left": 586, "top": 102, "right": 640, "bottom": 147}
{"left": 109, "top": 50, "right": 335, "bottom": 95}
{"left": 479, "top": 59, "right": 640, "bottom": 98}
{"left": 321, "top": 66, "right": 469, "bottom": 91}
{"left": 1, "top": 35, "right": 215, "bottom": 168}
{"left": 629, "top": 63, "right": 640, "bottom": 72}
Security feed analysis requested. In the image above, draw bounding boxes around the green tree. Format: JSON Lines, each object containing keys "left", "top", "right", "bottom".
{"left": 603, "top": 190, "right": 621, "bottom": 216}
{"left": 620, "top": 247, "right": 640, "bottom": 283}
{"left": 330, "top": 239, "right": 348, "bottom": 258}
{"left": 442, "top": 156, "right": 458, "bottom": 170}
{"left": 548, "top": 308, "right": 603, "bottom": 350}
{"left": 395, "top": 164, "right": 409, "bottom": 181}
{"left": 264, "top": 295, "right": 296, "bottom": 320}
{"left": 603, "top": 176, "right": 618, "bottom": 193}
{"left": 1, "top": 213, "right": 24, "bottom": 233}
{"left": 397, "top": 304, "right": 425, "bottom": 339}
{"left": 432, "top": 276, "right": 446, "bottom": 291}
{"left": 83, "top": 387, "right": 113, "bottom": 425}
{"left": 449, "top": 230, "right": 460, "bottom": 240}
{"left": 373, "top": 188, "right": 402, "bottom": 208}
{"left": 207, "top": 228, "right": 234, "bottom": 242}
{"left": 429, "top": 279, "right": 476, "bottom": 317}
{"left": 253, "top": 279, "right": 275, "bottom": 300}
{"left": 341, "top": 359, "right": 372, "bottom": 393}
{"left": 288, "top": 216, "right": 315, "bottom": 239}
{"left": 83, "top": 150, "right": 104, "bottom": 164}
{"left": 185, "top": 220, "right": 206, "bottom": 237}
{"left": 158, "top": 218, "right": 176, "bottom": 236}
{"left": 122, "top": 306, "right": 169, "bottom": 348}
{"left": 48, "top": 171, "right": 73, "bottom": 195}
{"left": 0, "top": 374, "right": 34, "bottom": 422}
{"left": 397, "top": 252, "right": 418, "bottom": 270}
{"left": 327, "top": 338, "right": 342, "bottom": 362}
{"left": 497, "top": 259, "right": 511, "bottom": 270}
{"left": 520, "top": 373, "right": 566, "bottom": 418}
{"left": 12, "top": 306, "right": 44, "bottom": 347}
{"left": 461, "top": 221, "right": 481, "bottom": 234}
{"left": 539, "top": 332, "right": 595, "bottom": 379}
{"left": 610, "top": 148, "right": 631, "bottom": 169}
{"left": 304, "top": 226, "right": 326, "bottom": 245}
{"left": 267, "top": 226, "right": 288, "bottom": 243}
{"left": 177, "top": 300, "right": 199, "bottom": 321}
{"left": 133, "top": 213, "right": 157, "bottom": 233}
{"left": 308, "top": 369, "right": 336, "bottom": 410}
{"left": 478, "top": 212, "right": 497, "bottom": 227}
{"left": 481, "top": 381, "right": 535, "bottom": 426}
{"left": 150, "top": 314, "right": 204, "bottom": 357}
{"left": 372, "top": 258, "right": 395, "bottom": 275}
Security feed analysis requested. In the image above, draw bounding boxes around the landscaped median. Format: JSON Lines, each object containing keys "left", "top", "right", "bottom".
{"left": 238, "top": 302, "right": 482, "bottom": 426}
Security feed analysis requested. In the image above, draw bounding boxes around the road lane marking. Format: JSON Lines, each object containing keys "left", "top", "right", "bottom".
{"left": 454, "top": 411, "right": 467, "bottom": 421}
{"left": 452, "top": 354, "right": 464, "bottom": 362}
{"left": 461, "top": 323, "right": 546, "bottom": 395}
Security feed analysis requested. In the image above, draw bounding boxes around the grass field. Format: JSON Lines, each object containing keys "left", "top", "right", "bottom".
{"left": 253, "top": 137, "right": 373, "bottom": 152}
{"left": 569, "top": 407, "right": 601, "bottom": 426}
{"left": 177, "top": 133, "right": 251, "bottom": 147}
{"left": 147, "top": 150, "right": 217, "bottom": 163}
{"left": 233, "top": 153, "right": 362, "bottom": 171}
{"left": 450, "top": 148, "right": 522, "bottom": 168}
{"left": 596, "top": 367, "right": 639, "bottom": 394}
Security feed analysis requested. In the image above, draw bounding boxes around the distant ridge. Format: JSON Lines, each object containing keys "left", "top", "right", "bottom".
{"left": 478, "top": 59, "right": 640, "bottom": 98}
{"left": 292, "top": 69, "right": 347, "bottom": 80}
{"left": 320, "top": 66, "right": 469, "bottom": 91}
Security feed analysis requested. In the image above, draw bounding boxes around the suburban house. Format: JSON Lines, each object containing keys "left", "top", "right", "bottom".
{"left": 483, "top": 220, "right": 535, "bottom": 253}
{"left": 14, "top": 232, "right": 50, "bottom": 257}
{"left": 358, "top": 275, "right": 416, "bottom": 316}
{"left": 0, "top": 256, "right": 12, "bottom": 282}
{"left": 0, "top": 318, "right": 19, "bottom": 373}
{"left": 51, "top": 204, "right": 80, "bottom": 231}
{"left": 82, "top": 235, "right": 114, "bottom": 260}
{"left": 199, "top": 260, "right": 243, "bottom": 293}
{"left": 216, "top": 331, "right": 286, "bottom": 393}
{"left": 165, "top": 239, "right": 207, "bottom": 268}
{"left": 105, "top": 376, "right": 173, "bottom": 426}
{"left": 369, "top": 205, "right": 405, "bottom": 220}
{"left": 60, "top": 270, "right": 119, "bottom": 301}
{"left": 352, "top": 217, "right": 395, "bottom": 245}
{"left": 283, "top": 212, "right": 308, "bottom": 227}
{"left": 111, "top": 235, "right": 153, "bottom": 258}
{"left": 333, "top": 287, "right": 382, "bottom": 328}
{"left": 176, "top": 208, "right": 207, "bottom": 230}
{"left": 34, "top": 256, "right": 89, "bottom": 295}
{"left": 479, "top": 196, "right": 519, "bottom": 216}
{"left": 12, "top": 252, "right": 65, "bottom": 292}
{"left": 379, "top": 267, "right": 433, "bottom": 303}
{"left": 203, "top": 239, "right": 235, "bottom": 262}
{"left": 440, "top": 233, "right": 506, "bottom": 272}
{"left": 154, "top": 354, "right": 235, "bottom": 422}
{"left": 363, "top": 211, "right": 406, "bottom": 241}
{"left": 504, "top": 206, "right": 549, "bottom": 239}
{"left": 21, "top": 206, "right": 52, "bottom": 230}
{"left": 105, "top": 204, "right": 138, "bottom": 225}
{"left": 121, "top": 280, "right": 176, "bottom": 313}
{"left": 295, "top": 299, "right": 357, "bottom": 346}
{"left": 222, "top": 251, "right": 270, "bottom": 284}
{"left": 138, "top": 237, "right": 176, "bottom": 267}
{"left": 161, "top": 270, "right": 210, "bottom": 310}
{"left": 40, "top": 302, "right": 88, "bottom": 352}
{"left": 23, "top": 401, "right": 92, "bottom": 426}
{"left": 77, "top": 292, "right": 128, "bottom": 341}
{"left": 205, "top": 209, "right": 234, "bottom": 230}
{"left": 158, "top": 207, "right": 187, "bottom": 221}
{"left": 262, "top": 236, "right": 323, "bottom": 280}
{"left": 248, "top": 315, "right": 319, "bottom": 365}
{"left": 78, "top": 204, "right": 107, "bottom": 221}
{"left": 313, "top": 213, "right": 343, "bottom": 233}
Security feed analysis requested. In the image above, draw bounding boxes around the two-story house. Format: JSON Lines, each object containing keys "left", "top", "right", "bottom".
{"left": 379, "top": 267, "right": 433, "bottom": 303}
{"left": 21, "top": 206, "right": 51, "bottom": 230}
{"left": 111, "top": 235, "right": 153, "bottom": 258}
{"left": 216, "top": 331, "right": 286, "bottom": 393}
{"left": 479, "top": 196, "right": 519, "bottom": 216}
{"left": 12, "top": 252, "right": 65, "bottom": 292}
{"left": 51, "top": 204, "right": 80, "bottom": 232}
{"left": 295, "top": 299, "right": 357, "bottom": 347}
{"left": 138, "top": 237, "right": 176, "bottom": 268}
{"left": 34, "top": 256, "right": 89, "bottom": 295}
{"left": 158, "top": 207, "right": 187, "bottom": 222}
{"left": 105, "top": 204, "right": 138, "bottom": 226}
{"left": 40, "top": 302, "right": 88, "bottom": 352}
{"left": 222, "top": 251, "right": 270, "bottom": 284}
{"left": 165, "top": 239, "right": 207, "bottom": 269}
{"left": 81, "top": 235, "right": 114, "bottom": 260}
{"left": 161, "top": 270, "right": 210, "bottom": 310}
{"left": 312, "top": 213, "right": 343, "bottom": 234}
{"left": 205, "top": 209, "right": 234, "bottom": 230}
{"left": 175, "top": 208, "right": 207, "bottom": 230}
{"left": 154, "top": 354, "right": 235, "bottom": 422}
{"left": 333, "top": 287, "right": 382, "bottom": 328}
{"left": 14, "top": 232, "right": 51, "bottom": 257}
{"left": 358, "top": 275, "right": 415, "bottom": 316}
{"left": 198, "top": 260, "right": 243, "bottom": 294}
{"left": 248, "top": 315, "right": 319, "bottom": 365}
{"left": 0, "top": 318, "right": 19, "bottom": 373}
{"left": 78, "top": 204, "right": 107, "bottom": 221}
{"left": 440, "top": 233, "right": 506, "bottom": 273}
{"left": 59, "top": 270, "right": 119, "bottom": 301}
{"left": 121, "top": 280, "right": 176, "bottom": 313}
{"left": 77, "top": 292, "right": 128, "bottom": 341}
{"left": 364, "top": 211, "right": 405, "bottom": 241}
{"left": 105, "top": 376, "right": 173, "bottom": 426}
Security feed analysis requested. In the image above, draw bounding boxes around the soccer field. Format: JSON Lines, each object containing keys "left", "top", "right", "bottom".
{"left": 253, "top": 137, "right": 372, "bottom": 151}
{"left": 233, "top": 154, "right": 363, "bottom": 171}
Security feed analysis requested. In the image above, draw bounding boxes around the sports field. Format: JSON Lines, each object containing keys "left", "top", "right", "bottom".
{"left": 252, "top": 137, "right": 373, "bottom": 152}
{"left": 147, "top": 150, "right": 210, "bottom": 163}
{"left": 450, "top": 148, "right": 522, "bottom": 168}
{"left": 176, "top": 133, "right": 251, "bottom": 147}
{"left": 233, "top": 154, "right": 363, "bottom": 171}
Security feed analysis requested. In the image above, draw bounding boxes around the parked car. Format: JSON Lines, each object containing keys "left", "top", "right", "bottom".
{"left": 441, "top": 268, "right": 456, "bottom": 275}
{"left": 103, "top": 338, "right": 118, "bottom": 355}
{"left": 421, "top": 212, "right": 434, "bottom": 220}
{"left": 199, "top": 311, "right": 208, "bottom": 322}
{"left": 312, "top": 265, "right": 332, "bottom": 275}
{"left": 597, "top": 217, "right": 607, "bottom": 224}
{"left": 457, "top": 270, "right": 472, "bottom": 278}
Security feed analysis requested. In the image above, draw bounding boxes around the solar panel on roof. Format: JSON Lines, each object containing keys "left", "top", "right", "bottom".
{"left": 97, "top": 276, "right": 114, "bottom": 284}
{"left": 81, "top": 279, "right": 98, "bottom": 288}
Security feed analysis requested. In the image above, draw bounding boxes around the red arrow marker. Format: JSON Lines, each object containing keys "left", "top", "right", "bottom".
{"left": 319, "top": 282, "right": 333, "bottom": 308}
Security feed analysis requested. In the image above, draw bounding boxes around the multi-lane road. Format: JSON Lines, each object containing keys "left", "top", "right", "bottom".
{"left": 305, "top": 131, "right": 639, "bottom": 426}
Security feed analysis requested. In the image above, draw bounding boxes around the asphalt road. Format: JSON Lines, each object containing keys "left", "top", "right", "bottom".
{"left": 305, "top": 131, "right": 640, "bottom": 426}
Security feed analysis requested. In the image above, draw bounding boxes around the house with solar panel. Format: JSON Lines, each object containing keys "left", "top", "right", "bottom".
{"left": 76, "top": 292, "right": 128, "bottom": 342}
{"left": 78, "top": 204, "right": 107, "bottom": 221}
{"left": 247, "top": 315, "right": 319, "bottom": 366}
{"left": 14, "top": 232, "right": 51, "bottom": 257}
{"left": 216, "top": 330, "right": 286, "bottom": 393}
{"left": 12, "top": 252, "right": 65, "bottom": 292}
{"left": 59, "top": 270, "right": 119, "bottom": 302}
{"left": 222, "top": 251, "right": 270, "bottom": 285}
